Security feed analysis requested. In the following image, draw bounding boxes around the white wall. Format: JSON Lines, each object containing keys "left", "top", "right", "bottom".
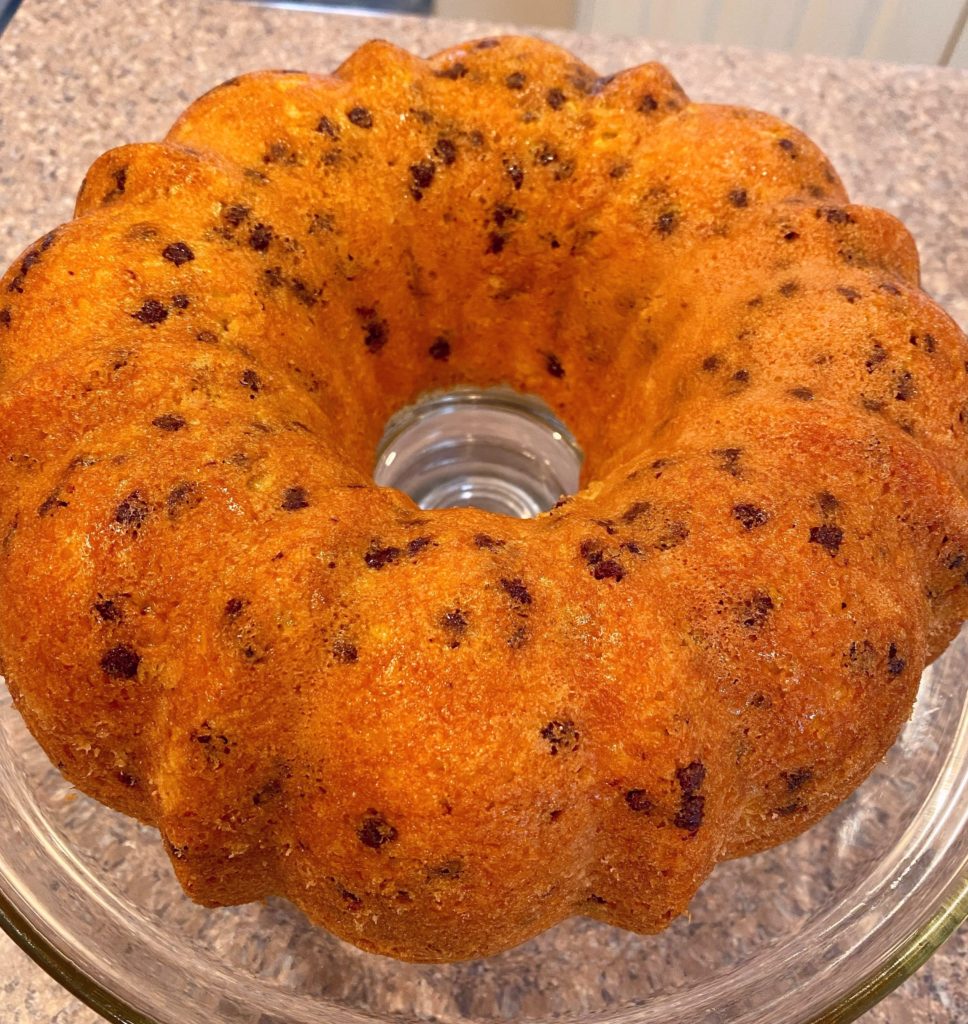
{"left": 574, "top": 0, "right": 968, "bottom": 65}
{"left": 436, "top": 0, "right": 968, "bottom": 66}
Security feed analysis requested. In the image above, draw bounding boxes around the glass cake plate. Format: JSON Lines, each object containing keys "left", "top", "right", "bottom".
{"left": 0, "top": 622, "right": 966, "bottom": 1024}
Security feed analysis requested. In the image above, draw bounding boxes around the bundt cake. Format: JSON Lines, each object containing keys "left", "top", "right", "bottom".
{"left": 0, "top": 34, "right": 966, "bottom": 963}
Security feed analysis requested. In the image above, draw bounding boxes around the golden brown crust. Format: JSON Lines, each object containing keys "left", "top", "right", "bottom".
{"left": 0, "top": 34, "right": 966, "bottom": 961}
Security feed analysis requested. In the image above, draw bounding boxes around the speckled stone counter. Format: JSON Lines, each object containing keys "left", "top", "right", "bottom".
{"left": 0, "top": 1, "right": 966, "bottom": 1021}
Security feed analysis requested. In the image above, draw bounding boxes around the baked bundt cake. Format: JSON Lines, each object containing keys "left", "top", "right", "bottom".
{"left": 1, "top": 34, "right": 966, "bottom": 963}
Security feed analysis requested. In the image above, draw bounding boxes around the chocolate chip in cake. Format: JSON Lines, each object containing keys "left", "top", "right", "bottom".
{"left": 809, "top": 523, "right": 843, "bottom": 556}
{"left": 546, "top": 87, "right": 566, "bottom": 110}
{"left": 675, "top": 795, "right": 705, "bottom": 833}
{"left": 358, "top": 812, "right": 397, "bottom": 848}
{"left": 492, "top": 204, "right": 521, "bottom": 227}
{"left": 356, "top": 306, "right": 388, "bottom": 353}
{"left": 474, "top": 533, "right": 505, "bottom": 549}
{"left": 364, "top": 544, "right": 401, "bottom": 570}
{"left": 712, "top": 447, "right": 743, "bottom": 476}
{"left": 131, "top": 299, "right": 168, "bottom": 325}
{"left": 887, "top": 643, "right": 906, "bottom": 676}
{"left": 7, "top": 250, "right": 39, "bottom": 293}
{"left": 222, "top": 203, "right": 251, "bottom": 228}
{"left": 364, "top": 318, "right": 388, "bottom": 352}
{"left": 434, "top": 137, "right": 457, "bottom": 165}
{"left": 534, "top": 144, "right": 558, "bottom": 166}
{"left": 893, "top": 369, "right": 916, "bottom": 401}
{"left": 500, "top": 577, "right": 532, "bottom": 604}
{"left": 579, "top": 539, "right": 604, "bottom": 566}
{"left": 262, "top": 139, "right": 300, "bottom": 166}
{"left": 428, "top": 336, "right": 450, "bottom": 361}
{"left": 166, "top": 480, "right": 202, "bottom": 519}
{"left": 621, "top": 501, "right": 651, "bottom": 523}
{"left": 308, "top": 211, "right": 335, "bottom": 235}
{"left": 152, "top": 413, "right": 186, "bottom": 432}
{"left": 507, "top": 625, "right": 529, "bottom": 649}
{"left": 837, "top": 285, "right": 861, "bottom": 303}
{"left": 677, "top": 761, "right": 706, "bottom": 796}
{"left": 316, "top": 115, "right": 340, "bottom": 139}
{"left": 865, "top": 342, "right": 887, "bottom": 373}
{"left": 434, "top": 61, "right": 468, "bottom": 79}
{"left": 783, "top": 767, "right": 814, "bottom": 791}
{"left": 162, "top": 241, "right": 195, "bottom": 267}
{"left": 656, "top": 521, "right": 689, "bottom": 551}
{"left": 281, "top": 486, "right": 310, "bottom": 511}
{"left": 406, "top": 536, "right": 433, "bottom": 557}
{"left": 638, "top": 93, "right": 659, "bottom": 113}
{"left": 728, "top": 188, "right": 749, "bottom": 208}
{"left": 347, "top": 106, "right": 373, "bottom": 129}
{"left": 237, "top": 371, "right": 262, "bottom": 400}
{"left": 910, "top": 332, "right": 937, "bottom": 354}
{"left": 545, "top": 352, "right": 565, "bottom": 378}
{"left": 505, "top": 71, "right": 527, "bottom": 90}
{"left": 37, "top": 492, "right": 68, "bottom": 517}
{"left": 114, "top": 491, "right": 149, "bottom": 529}
{"left": 540, "top": 719, "right": 579, "bottom": 755}
{"left": 441, "top": 608, "right": 468, "bottom": 645}
{"left": 102, "top": 166, "right": 127, "bottom": 203}
{"left": 592, "top": 559, "right": 625, "bottom": 582}
{"left": 625, "top": 788, "right": 653, "bottom": 813}
{"left": 505, "top": 162, "right": 525, "bottom": 190}
{"left": 224, "top": 597, "right": 245, "bottom": 618}
{"left": 93, "top": 598, "right": 123, "bottom": 622}
{"left": 733, "top": 504, "right": 769, "bottom": 530}
{"left": 740, "top": 592, "right": 774, "bottom": 629}
{"left": 248, "top": 223, "right": 273, "bottom": 252}
{"left": 817, "top": 492, "right": 839, "bottom": 516}
{"left": 100, "top": 644, "right": 140, "bottom": 679}
{"left": 409, "top": 160, "right": 436, "bottom": 200}
{"left": 655, "top": 210, "right": 679, "bottom": 236}
{"left": 332, "top": 637, "right": 358, "bottom": 663}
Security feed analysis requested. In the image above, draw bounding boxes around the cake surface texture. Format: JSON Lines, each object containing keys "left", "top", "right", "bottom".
{"left": 0, "top": 34, "right": 966, "bottom": 962}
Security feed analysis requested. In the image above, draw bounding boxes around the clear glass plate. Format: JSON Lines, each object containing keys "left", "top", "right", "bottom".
{"left": 1, "top": 625, "right": 967, "bottom": 1024}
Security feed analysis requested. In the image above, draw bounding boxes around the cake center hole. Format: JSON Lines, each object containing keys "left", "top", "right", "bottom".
{"left": 373, "top": 387, "right": 583, "bottom": 518}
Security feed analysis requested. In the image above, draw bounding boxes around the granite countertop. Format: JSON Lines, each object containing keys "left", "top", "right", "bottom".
{"left": 0, "top": 0, "right": 966, "bottom": 1021}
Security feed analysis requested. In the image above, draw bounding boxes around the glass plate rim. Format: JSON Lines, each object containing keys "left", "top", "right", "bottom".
{"left": 0, "top": 848, "right": 966, "bottom": 1024}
